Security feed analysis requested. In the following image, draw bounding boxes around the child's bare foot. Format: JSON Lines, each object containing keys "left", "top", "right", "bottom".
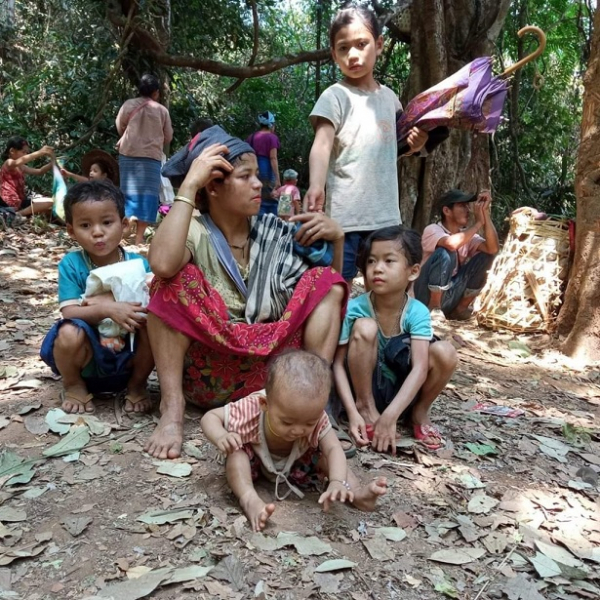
{"left": 240, "top": 490, "right": 275, "bottom": 532}
{"left": 61, "top": 386, "right": 94, "bottom": 414}
{"left": 351, "top": 476, "right": 388, "bottom": 511}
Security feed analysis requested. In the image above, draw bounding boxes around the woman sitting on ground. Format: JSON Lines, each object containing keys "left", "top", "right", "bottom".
{"left": 145, "top": 126, "right": 347, "bottom": 460}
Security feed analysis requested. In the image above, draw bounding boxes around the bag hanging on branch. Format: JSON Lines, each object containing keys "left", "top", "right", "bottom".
{"left": 474, "top": 207, "right": 571, "bottom": 333}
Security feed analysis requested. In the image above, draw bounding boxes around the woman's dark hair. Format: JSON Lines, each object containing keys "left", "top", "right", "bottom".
{"left": 138, "top": 73, "right": 160, "bottom": 97}
{"left": 2, "top": 136, "right": 29, "bottom": 161}
{"left": 359, "top": 225, "right": 423, "bottom": 273}
{"left": 329, "top": 6, "right": 381, "bottom": 48}
{"left": 64, "top": 180, "right": 125, "bottom": 225}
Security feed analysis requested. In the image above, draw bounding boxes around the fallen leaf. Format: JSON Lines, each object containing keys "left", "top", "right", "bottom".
{"left": 154, "top": 461, "right": 192, "bottom": 478}
{"left": 249, "top": 533, "right": 278, "bottom": 552}
{"left": 467, "top": 493, "right": 499, "bottom": 514}
{"left": 455, "top": 472, "right": 486, "bottom": 489}
{"left": 315, "top": 559, "right": 357, "bottom": 573}
{"left": 17, "top": 401, "right": 42, "bottom": 414}
{"left": 23, "top": 486, "right": 48, "bottom": 499}
{"left": 374, "top": 527, "right": 407, "bottom": 542}
{"left": 45, "top": 408, "right": 71, "bottom": 435}
{"left": 529, "top": 552, "right": 561, "bottom": 578}
{"left": 425, "top": 568, "right": 458, "bottom": 598}
{"left": 464, "top": 442, "right": 498, "bottom": 456}
{"left": 429, "top": 547, "right": 485, "bottom": 565}
{"left": 405, "top": 573, "right": 421, "bottom": 587}
{"left": 0, "top": 416, "right": 10, "bottom": 430}
{"left": 137, "top": 508, "right": 195, "bottom": 525}
{"left": 0, "top": 507, "right": 27, "bottom": 522}
{"left": 126, "top": 565, "right": 153, "bottom": 580}
{"left": 43, "top": 425, "right": 90, "bottom": 457}
{"left": 276, "top": 532, "right": 332, "bottom": 556}
{"left": 0, "top": 541, "right": 47, "bottom": 566}
{"left": 57, "top": 414, "right": 111, "bottom": 436}
{"left": 483, "top": 531, "right": 510, "bottom": 554}
{"left": 166, "top": 565, "right": 212, "bottom": 583}
{"left": 61, "top": 516, "right": 92, "bottom": 537}
{"left": 95, "top": 567, "right": 174, "bottom": 599}
{"left": 0, "top": 366, "right": 18, "bottom": 379}
{"left": 182, "top": 442, "right": 204, "bottom": 459}
{"left": 209, "top": 554, "right": 245, "bottom": 591}
{"left": 313, "top": 572, "right": 341, "bottom": 594}
{"left": 500, "top": 573, "right": 545, "bottom": 600}
{"left": 24, "top": 414, "right": 50, "bottom": 435}
{"left": 0, "top": 449, "right": 38, "bottom": 486}
{"left": 72, "top": 503, "right": 95, "bottom": 514}
{"left": 362, "top": 534, "right": 395, "bottom": 561}
{"left": 508, "top": 340, "right": 531, "bottom": 357}
{"left": 535, "top": 540, "right": 584, "bottom": 568}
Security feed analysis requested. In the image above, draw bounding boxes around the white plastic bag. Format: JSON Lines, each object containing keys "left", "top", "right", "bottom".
{"left": 84, "top": 259, "right": 150, "bottom": 351}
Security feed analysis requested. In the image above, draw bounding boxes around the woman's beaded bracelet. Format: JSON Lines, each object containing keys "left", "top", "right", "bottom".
{"left": 173, "top": 195, "right": 196, "bottom": 208}
{"left": 329, "top": 479, "right": 351, "bottom": 490}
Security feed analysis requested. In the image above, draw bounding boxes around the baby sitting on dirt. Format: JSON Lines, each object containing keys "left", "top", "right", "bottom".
{"left": 201, "top": 350, "right": 387, "bottom": 532}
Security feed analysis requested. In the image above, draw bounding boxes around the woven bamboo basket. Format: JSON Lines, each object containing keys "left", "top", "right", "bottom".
{"left": 475, "top": 207, "right": 570, "bottom": 333}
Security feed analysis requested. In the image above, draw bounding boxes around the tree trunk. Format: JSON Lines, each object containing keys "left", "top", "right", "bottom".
{"left": 399, "top": 0, "right": 511, "bottom": 229}
{"left": 556, "top": 7, "right": 600, "bottom": 362}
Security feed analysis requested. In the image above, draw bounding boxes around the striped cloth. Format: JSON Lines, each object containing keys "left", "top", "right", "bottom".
{"left": 246, "top": 213, "right": 333, "bottom": 323}
{"left": 118, "top": 155, "right": 161, "bottom": 223}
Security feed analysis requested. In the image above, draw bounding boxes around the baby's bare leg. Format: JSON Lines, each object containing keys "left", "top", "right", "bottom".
{"left": 226, "top": 450, "right": 275, "bottom": 532}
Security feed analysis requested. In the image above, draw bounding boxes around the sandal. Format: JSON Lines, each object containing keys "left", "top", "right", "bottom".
{"left": 123, "top": 392, "right": 152, "bottom": 413}
{"left": 329, "top": 414, "right": 357, "bottom": 459}
{"left": 60, "top": 391, "right": 94, "bottom": 413}
{"left": 413, "top": 423, "right": 445, "bottom": 450}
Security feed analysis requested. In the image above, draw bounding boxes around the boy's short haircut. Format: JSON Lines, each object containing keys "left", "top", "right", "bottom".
{"left": 359, "top": 225, "right": 423, "bottom": 272}
{"left": 283, "top": 169, "right": 298, "bottom": 180}
{"left": 64, "top": 180, "right": 125, "bottom": 224}
{"left": 265, "top": 349, "right": 331, "bottom": 397}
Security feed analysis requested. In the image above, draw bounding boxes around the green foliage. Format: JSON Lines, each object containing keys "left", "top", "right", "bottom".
{"left": 492, "top": 0, "right": 588, "bottom": 222}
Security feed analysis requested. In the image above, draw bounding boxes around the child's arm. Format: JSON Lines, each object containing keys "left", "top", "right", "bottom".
{"left": 200, "top": 408, "right": 243, "bottom": 454}
{"left": 317, "top": 428, "right": 354, "bottom": 511}
{"left": 332, "top": 345, "right": 370, "bottom": 446}
{"left": 404, "top": 127, "right": 429, "bottom": 156}
{"left": 61, "top": 299, "right": 148, "bottom": 332}
{"left": 372, "top": 339, "right": 429, "bottom": 455}
{"left": 305, "top": 119, "right": 335, "bottom": 212}
{"left": 60, "top": 168, "right": 88, "bottom": 183}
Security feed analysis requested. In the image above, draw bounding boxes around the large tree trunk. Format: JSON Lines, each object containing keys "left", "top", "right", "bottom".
{"left": 556, "top": 7, "right": 600, "bottom": 362}
{"left": 399, "top": 0, "right": 511, "bottom": 229}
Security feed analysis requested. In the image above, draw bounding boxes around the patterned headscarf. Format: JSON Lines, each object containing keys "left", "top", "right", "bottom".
{"left": 162, "top": 125, "right": 255, "bottom": 187}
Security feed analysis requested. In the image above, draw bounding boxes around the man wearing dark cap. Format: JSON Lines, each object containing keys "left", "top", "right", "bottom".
{"left": 413, "top": 189, "right": 499, "bottom": 321}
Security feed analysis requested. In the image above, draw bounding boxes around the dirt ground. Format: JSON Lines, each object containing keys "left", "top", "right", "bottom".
{"left": 0, "top": 222, "right": 599, "bottom": 600}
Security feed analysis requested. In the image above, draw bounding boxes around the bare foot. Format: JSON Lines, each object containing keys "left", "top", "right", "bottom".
{"left": 61, "top": 386, "right": 94, "bottom": 414}
{"left": 144, "top": 413, "right": 183, "bottom": 459}
{"left": 352, "top": 476, "right": 388, "bottom": 511}
{"left": 240, "top": 490, "right": 275, "bottom": 532}
{"left": 123, "top": 387, "right": 153, "bottom": 413}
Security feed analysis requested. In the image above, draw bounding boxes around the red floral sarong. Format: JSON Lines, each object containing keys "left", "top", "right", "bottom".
{"left": 149, "top": 263, "right": 346, "bottom": 409}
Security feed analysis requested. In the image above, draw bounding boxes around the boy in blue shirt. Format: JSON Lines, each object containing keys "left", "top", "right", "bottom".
{"left": 41, "top": 181, "right": 154, "bottom": 414}
{"left": 333, "top": 226, "right": 457, "bottom": 454}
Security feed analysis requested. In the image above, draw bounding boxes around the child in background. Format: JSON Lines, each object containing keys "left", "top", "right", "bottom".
{"left": 305, "top": 7, "right": 428, "bottom": 281}
{"left": 273, "top": 168, "right": 301, "bottom": 220}
{"left": 201, "top": 350, "right": 387, "bottom": 532}
{"left": 61, "top": 149, "right": 120, "bottom": 186}
{"left": 333, "top": 226, "right": 457, "bottom": 454}
{"left": 40, "top": 181, "right": 154, "bottom": 414}
{"left": 0, "top": 136, "right": 55, "bottom": 216}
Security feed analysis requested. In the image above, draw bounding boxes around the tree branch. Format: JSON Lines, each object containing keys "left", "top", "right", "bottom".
{"left": 151, "top": 47, "right": 331, "bottom": 78}
{"left": 225, "top": 0, "right": 260, "bottom": 94}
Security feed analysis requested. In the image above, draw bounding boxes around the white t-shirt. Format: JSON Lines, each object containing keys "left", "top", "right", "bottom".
{"left": 310, "top": 81, "right": 402, "bottom": 233}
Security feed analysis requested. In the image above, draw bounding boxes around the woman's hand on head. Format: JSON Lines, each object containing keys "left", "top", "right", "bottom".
{"left": 182, "top": 143, "right": 233, "bottom": 193}
{"left": 289, "top": 212, "right": 343, "bottom": 246}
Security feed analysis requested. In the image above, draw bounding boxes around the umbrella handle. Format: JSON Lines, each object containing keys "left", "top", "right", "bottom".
{"left": 501, "top": 26, "right": 547, "bottom": 78}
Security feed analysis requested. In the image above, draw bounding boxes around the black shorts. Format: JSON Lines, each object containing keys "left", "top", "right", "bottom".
{"left": 346, "top": 333, "right": 438, "bottom": 418}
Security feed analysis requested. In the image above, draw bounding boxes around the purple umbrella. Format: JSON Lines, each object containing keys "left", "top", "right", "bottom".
{"left": 397, "top": 26, "right": 546, "bottom": 153}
